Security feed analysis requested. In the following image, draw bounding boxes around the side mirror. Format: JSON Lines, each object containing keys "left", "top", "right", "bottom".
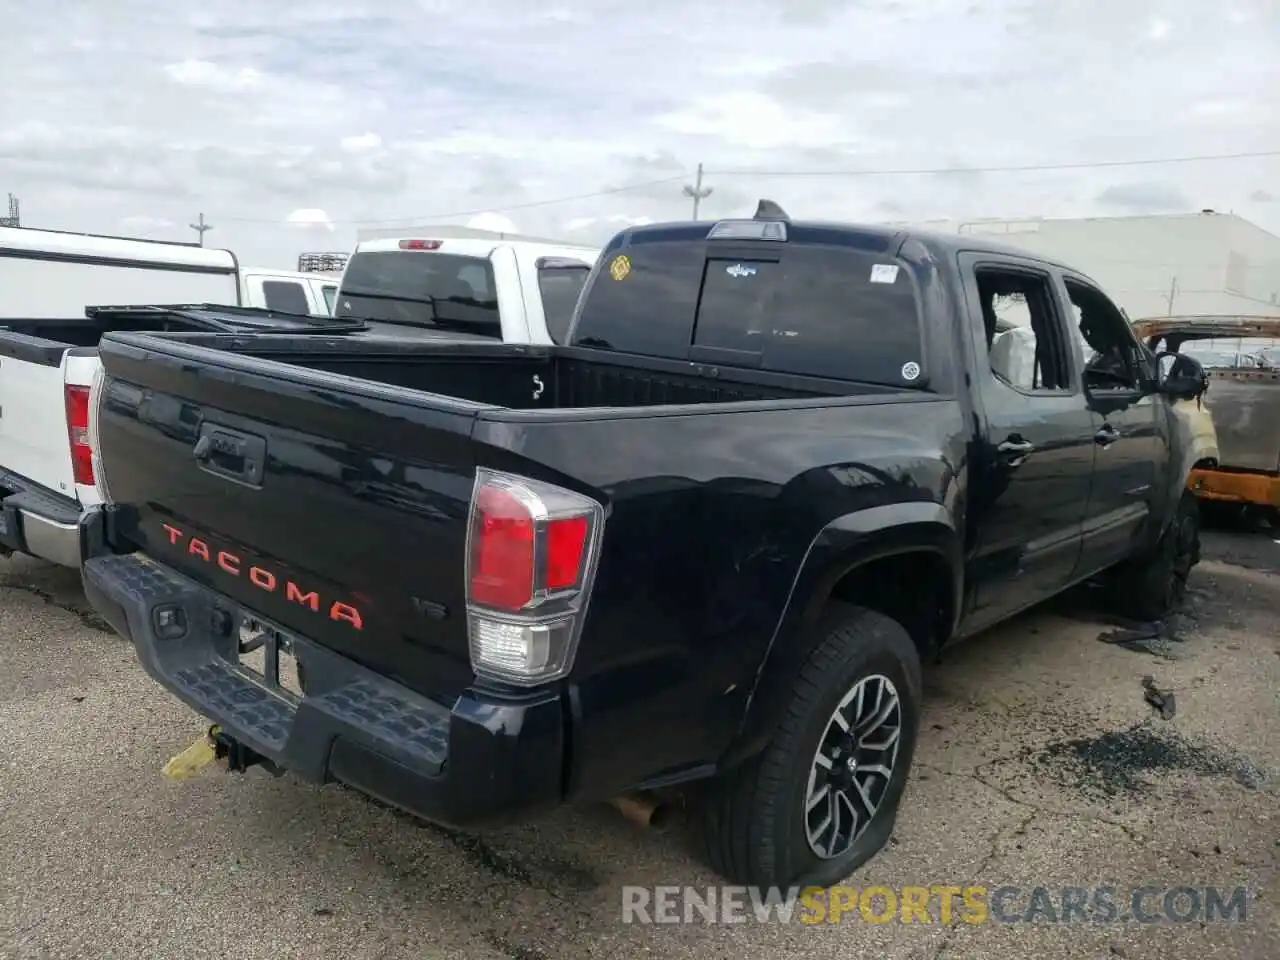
{"left": 1155, "top": 350, "right": 1208, "bottom": 402}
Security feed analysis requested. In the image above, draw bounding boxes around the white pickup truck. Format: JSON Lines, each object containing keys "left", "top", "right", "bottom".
{"left": 0, "top": 230, "right": 597, "bottom": 567}
{"left": 0, "top": 226, "right": 337, "bottom": 319}
{"left": 333, "top": 235, "right": 599, "bottom": 344}
{"left": 240, "top": 267, "right": 338, "bottom": 316}
{"left": 0, "top": 305, "right": 369, "bottom": 568}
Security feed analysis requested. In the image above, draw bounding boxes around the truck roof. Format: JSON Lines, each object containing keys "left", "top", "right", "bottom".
{"left": 352, "top": 235, "right": 599, "bottom": 261}
{"left": 0, "top": 225, "right": 238, "bottom": 271}
{"left": 241, "top": 267, "right": 338, "bottom": 282}
{"left": 612, "top": 215, "right": 1090, "bottom": 276}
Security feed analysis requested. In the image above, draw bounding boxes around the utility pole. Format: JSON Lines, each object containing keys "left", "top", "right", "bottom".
{"left": 1164, "top": 276, "right": 1178, "bottom": 316}
{"left": 189, "top": 212, "right": 212, "bottom": 246}
{"left": 682, "top": 163, "right": 712, "bottom": 220}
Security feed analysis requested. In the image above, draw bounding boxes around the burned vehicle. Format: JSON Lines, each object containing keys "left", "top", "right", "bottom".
{"left": 1134, "top": 314, "right": 1280, "bottom": 523}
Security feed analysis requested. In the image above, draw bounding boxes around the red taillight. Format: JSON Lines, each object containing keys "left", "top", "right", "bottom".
{"left": 64, "top": 384, "right": 94, "bottom": 486}
{"left": 468, "top": 482, "right": 593, "bottom": 610}
{"left": 469, "top": 485, "right": 536, "bottom": 609}
{"left": 545, "top": 515, "right": 588, "bottom": 590}
{"left": 465, "top": 469, "right": 604, "bottom": 685}
{"left": 399, "top": 239, "right": 442, "bottom": 250}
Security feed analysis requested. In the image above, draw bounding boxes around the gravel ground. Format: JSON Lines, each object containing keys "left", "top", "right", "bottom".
{"left": 1, "top": 531, "right": 1277, "bottom": 960}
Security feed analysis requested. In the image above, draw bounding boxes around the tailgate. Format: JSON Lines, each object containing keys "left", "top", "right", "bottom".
{"left": 94, "top": 332, "right": 485, "bottom": 700}
{"left": 0, "top": 332, "right": 76, "bottom": 495}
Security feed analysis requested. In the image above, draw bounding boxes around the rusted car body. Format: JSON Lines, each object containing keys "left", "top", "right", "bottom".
{"left": 1133, "top": 314, "right": 1280, "bottom": 512}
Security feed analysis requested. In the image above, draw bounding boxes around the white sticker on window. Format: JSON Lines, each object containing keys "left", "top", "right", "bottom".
{"left": 901, "top": 361, "right": 921, "bottom": 381}
{"left": 870, "top": 264, "right": 900, "bottom": 284}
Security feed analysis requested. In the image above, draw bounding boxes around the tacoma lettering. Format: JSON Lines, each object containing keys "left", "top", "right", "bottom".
{"left": 160, "top": 522, "right": 362, "bottom": 629}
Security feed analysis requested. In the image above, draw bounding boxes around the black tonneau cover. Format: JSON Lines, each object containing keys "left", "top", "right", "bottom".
{"left": 85, "top": 303, "right": 371, "bottom": 335}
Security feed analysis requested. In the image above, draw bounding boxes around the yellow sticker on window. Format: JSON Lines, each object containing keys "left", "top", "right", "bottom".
{"left": 609, "top": 254, "right": 632, "bottom": 281}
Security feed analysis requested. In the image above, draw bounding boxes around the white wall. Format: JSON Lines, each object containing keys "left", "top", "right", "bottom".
{"left": 956, "top": 213, "right": 1280, "bottom": 320}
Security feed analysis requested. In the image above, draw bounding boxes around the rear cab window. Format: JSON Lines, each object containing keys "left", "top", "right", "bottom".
{"left": 262, "top": 280, "right": 310, "bottom": 315}
{"left": 336, "top": 244, "right": 501, "bottom": 337}
{"left": 568, "top": 222, "right": 927, "bottom": 388}
{"left": 536, "top": 258, "right": 591, "bottom": 344}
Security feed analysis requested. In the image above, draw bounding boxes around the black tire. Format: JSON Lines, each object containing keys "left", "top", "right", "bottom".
{"left": 698, "top": 603, "right": 923, "bottom": 890}
{"left": 1106, "top": 491, "right": 1201, "bottom": 621}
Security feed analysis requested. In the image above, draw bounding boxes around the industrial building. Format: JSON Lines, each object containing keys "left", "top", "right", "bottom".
{"left": 954, "top": 211, "right": 1280, "bottom": 320}
{"left": 358, "top": 212, "right": 1280, "bottom": 321}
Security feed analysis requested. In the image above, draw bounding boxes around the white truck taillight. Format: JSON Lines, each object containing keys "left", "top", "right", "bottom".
{"left": 64, "top": 384, "right": 95, "bottom": 487}
{"left": 465, "top": 467, "right": 604, "bottom": 686}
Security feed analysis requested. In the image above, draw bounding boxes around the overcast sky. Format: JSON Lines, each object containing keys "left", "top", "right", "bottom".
{"left": 1, "top": 0, "right": 1277, "bottom": 268}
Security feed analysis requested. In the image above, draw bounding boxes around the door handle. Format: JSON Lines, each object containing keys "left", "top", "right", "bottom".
{"left": 193, "top": 423, "right": 267, "bottom": 487}
{"left": 997, "top": 436, "right": 1035, "bottom": 467}
{"left": 1095, "top": 424, "right": 1120, "bottom": 447}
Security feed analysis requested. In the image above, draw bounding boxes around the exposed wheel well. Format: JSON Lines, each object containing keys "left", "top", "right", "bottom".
{"left": 826, "top": 551, "right": 953, "bottom": 662}
{"left": 726, "top": 548, "right": 954, "bottom": 768}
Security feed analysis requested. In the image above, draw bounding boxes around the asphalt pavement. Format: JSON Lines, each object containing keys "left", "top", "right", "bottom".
{"left": 1, "top": 530, "right": 1276, "bottom": 960}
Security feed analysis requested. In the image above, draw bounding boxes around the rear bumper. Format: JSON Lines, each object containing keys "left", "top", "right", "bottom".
{"left": 81, "top": 549, "right": 567, "bottom": 829}
{"left": 0, "top": 469, "right": 81, "bottom": 568}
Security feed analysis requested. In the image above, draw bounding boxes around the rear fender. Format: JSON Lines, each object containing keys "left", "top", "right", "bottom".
{"left": 727, "top": 501, "right": 961, "bottom": 762}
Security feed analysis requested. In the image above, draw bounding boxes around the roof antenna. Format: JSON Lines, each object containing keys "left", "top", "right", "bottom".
{"left": 753, "top": 199, "right": 790, "bottom": 221}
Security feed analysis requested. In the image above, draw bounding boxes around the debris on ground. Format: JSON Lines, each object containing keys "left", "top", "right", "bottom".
{"left": 1030, "top": 722, "right": 1269, "bottom": 797}
{"left": 1096, "top": 618, "right": 1188, "bottom": 659}
{"left": 1141, "top": 675, "right": 1177, "bottom": 720}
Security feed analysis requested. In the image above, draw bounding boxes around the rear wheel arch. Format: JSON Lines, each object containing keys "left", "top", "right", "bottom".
{"left": 727, "top": 504, "right": 961, "bottom": 763}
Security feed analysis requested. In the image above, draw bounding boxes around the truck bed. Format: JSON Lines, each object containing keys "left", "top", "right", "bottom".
{"left": 114, "top": 330, "right": 907, "bottom": 409}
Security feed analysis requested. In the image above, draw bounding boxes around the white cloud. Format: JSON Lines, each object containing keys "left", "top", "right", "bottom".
{"left": 286, "top": 208, "right": 335, "bottom": 232}
{"left": 119, "top": 215, "right": 178, "bottom": 233}
{"left": 340, "top": 133, "right": 382, "bottom": 153}
{"left": 0, "top": 0, "right": 1274, "bottom": 266}
{"left": 163, "top": 59, "right": 263, "bottom": 91}
{"left": 655, "top": 92, "right": 860, "bottom": 151}
{"left": 563, "top": 214, "right": 656, "bottom": 234}
{"left": 466, "top": 212, "right": 519, "bottom": 233}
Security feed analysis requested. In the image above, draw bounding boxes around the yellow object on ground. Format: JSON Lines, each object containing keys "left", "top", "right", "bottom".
{"left": 1188, "top": 467, "right": 1280, "bottom": 508}
{"left": 161, "top": 725, "right": 222, "bottom": 781}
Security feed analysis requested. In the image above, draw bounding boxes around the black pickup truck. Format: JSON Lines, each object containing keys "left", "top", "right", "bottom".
{"left": 79, "top": 205, "right": 1208, "bottom": 891}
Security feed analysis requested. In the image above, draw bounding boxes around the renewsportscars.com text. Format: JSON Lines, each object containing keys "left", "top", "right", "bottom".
{"left": 620, "top": 884, "right": 1250, "bottom": 925}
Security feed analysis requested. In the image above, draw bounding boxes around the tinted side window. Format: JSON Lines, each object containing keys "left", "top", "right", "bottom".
{"left": 538, "top": 265, "right": 589, "bottom": 344}
{"left": 262, "top": 280, "right": 310, "bottom": 314}
{"left": 321, "top": 284, "right": 337, "bottom": 314}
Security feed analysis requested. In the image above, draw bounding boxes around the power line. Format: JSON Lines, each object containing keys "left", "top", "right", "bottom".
{"left": 706, "top": 148, "right": 1280, "bottom": 178}
{"left": 204, "top": 148, "right": 1280, "bottom": 228}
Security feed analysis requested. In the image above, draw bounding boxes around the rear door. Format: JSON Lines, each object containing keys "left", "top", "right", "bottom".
{"left": 957, "top": 253, "right": 1096, "bottom": 629}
